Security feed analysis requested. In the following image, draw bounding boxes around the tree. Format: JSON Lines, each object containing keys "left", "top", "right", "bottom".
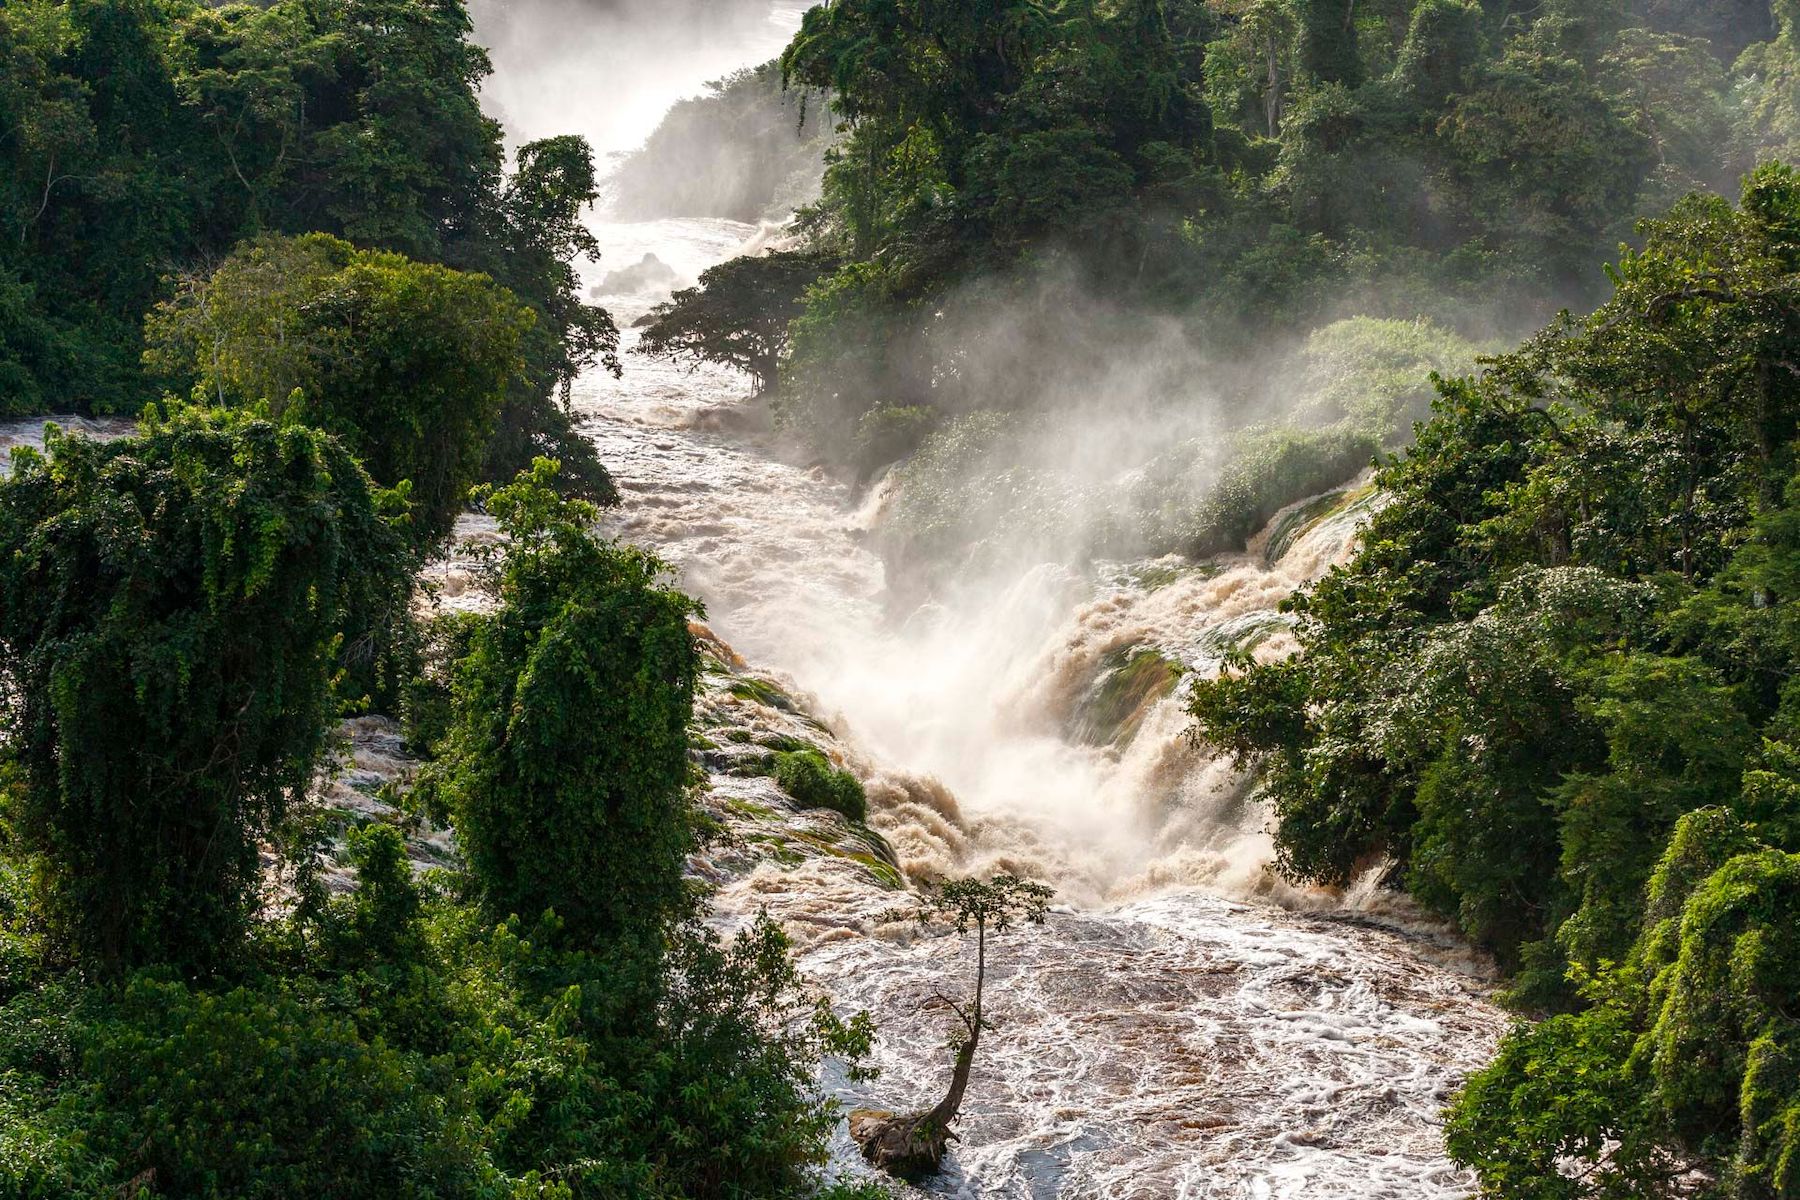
{"left": 427, "top": 459, "right": 702, "bottom": 950}
{"left": 475, "top": 133, "right": 623, "bottom": 506}
{"left": 496, "top": 133, "right": 619, "bottom": 401}
{"left": 169, "top": 1, "right": 337, "bottom": 234}
{"left": 637, "top": 250, "right": 832, "bottom": 395}
{"left": 296, "top": 0, "right": 501, "bottom": 263}
{"left": 1735, "top": 4, "right": 1800, "bottom": 165}
{"left": 1189, "top": 165, "right": 1800, "bottom": 1190}
{"left": 408, "top": 459, "right": 884, "bottom": 1198}
{"left": 1436, "top": 33, "right": 1656, "bottom": 285}
{"left": 1296, "top": 0, "right": 1365, "bottom": 86}
{"left": 0, "top": 0, "right": 618, "bottom": 429}
{"left": 145, "top": 232, "right": 534, "bottom": 549}
{"left": 0, "top": 404, "right": 412, "bottom": 975}
{"left": 1393, "top": 0, "right": 1485, "bottom": 106}
{"left": 1205, "top": 1, "right": 1299, "bottom": 138}
{"left": 848, "top": 873, "right": 1053, "bottom": 1177}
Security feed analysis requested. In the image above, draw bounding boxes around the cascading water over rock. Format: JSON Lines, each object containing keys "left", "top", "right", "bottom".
{"left": 560, "top": 216, "right": 1510, "bottom": 1197}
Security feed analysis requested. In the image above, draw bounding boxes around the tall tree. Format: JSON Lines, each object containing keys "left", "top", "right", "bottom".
{"left": 637, "top": 251, "right": 832, "bottom": 395}
{"left": 145, "top": 233, "right": 534, "bottom": 550}
{"left": 0, "top": 404, "right": 411, "bottom": 975}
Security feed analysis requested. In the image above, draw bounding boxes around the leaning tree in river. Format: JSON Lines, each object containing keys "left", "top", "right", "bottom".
{"left": 849, "top": 872, "right": 1054, "bottom": 1177}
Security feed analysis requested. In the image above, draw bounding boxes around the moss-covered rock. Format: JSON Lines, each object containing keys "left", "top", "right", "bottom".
{"left": 774, "top": 751, "right": 867, "bottom": 822}
{"left": 729, "top": 676, "right": 798, "bottom": 711}
{"left": 1071, "top": 648, "right": 1181, "bottom": 747}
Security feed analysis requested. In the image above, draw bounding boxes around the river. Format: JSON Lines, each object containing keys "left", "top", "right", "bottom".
{"left": 563, "top": 215, "right": 1509, "bottom": 1199}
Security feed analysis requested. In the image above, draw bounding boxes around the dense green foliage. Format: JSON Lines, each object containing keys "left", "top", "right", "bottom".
{"left": 0, "top": 448, "right": 881, "bottom": 1197}
{"left": 427, "top": 459, "right": 700, "bottom": 949}
{"left": 0, "top": 0, "right": 612, "bottom": 492}
{"left": 8, "top": 0, "right": 1799, "bottom": 1190}
{"left": 637, "top": 251, "right": 835, "bottom": 396}
{"left": 610, "top": 63, "right": 836, "bottom": 222}
{"left": 146, "top": 233, "right": 534, "bottom": 548}
{"left": 0, "top": 406, "right": 412, "bottom": 976}
{"left": 772, "top": 0, "right": 1800, "bottom": 489}
{"left": 774, "top": 750, "right": 868, "bottom": 823}
{"left": 1188, "top": 164, "right": 1800, "bottom": 1195}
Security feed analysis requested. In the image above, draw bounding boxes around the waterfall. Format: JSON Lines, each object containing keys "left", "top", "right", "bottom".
{"left": 571, "top": 216, "right": 1507, "bottom": 1197}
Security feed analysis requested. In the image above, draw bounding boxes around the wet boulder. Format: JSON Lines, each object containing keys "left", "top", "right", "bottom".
{"left": 847, "top": 1108, "right": 955, "bottom": 1178}
{"left": 594, "top": 252, "right": 679, "bottom": 297}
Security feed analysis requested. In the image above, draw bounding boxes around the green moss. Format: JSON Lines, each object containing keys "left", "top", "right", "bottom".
{"left": 742, "top": 834, "right": 807, "bottom": 868}
{"left": 781, "top": 829, "right": 905, "bottom": 890}
{"left": 1101, "top": 559, "right": 1222, "bottom": 593}
{"left": 845, "top": 853, "right": 904, "bottom": 890}
{"left": 1261, "top": 490, "right": 1345, "bottom": 565}
{"left": 1072, "top": 649, "right": 1181, "bottom": 746}
{"left": 728, "top": 677, "right": 797, "bottom": 712}
{"left": 721, "top": 796, "right": 781, "bottom": 821}
{"left": 1194, "top": 611, "right": 1292, "bottom": 661}
{"left": 774, "top": 751, "right": 868, "bottom": 822}
{"left": 758, "top": 733, "right": 822, "bottom": 755}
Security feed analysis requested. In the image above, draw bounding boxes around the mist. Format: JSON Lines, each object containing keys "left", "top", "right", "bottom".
{"left": 467, "top": 0, "right": 805, "bottom": 155}
{"left": 700, "top": 253, "right": 1509, "bottom": 908}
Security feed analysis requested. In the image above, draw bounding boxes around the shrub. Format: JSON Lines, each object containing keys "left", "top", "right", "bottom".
{"left": 855, "top": 403, "right": 939, "bottom": 476}
{"left": 1185, "top": 424, "right": 1378, "bottom": 557}
{"left": 73, "top": 975, "right": 477, "bottom": 1200}
{"left": 775, "top": 750, "right": 868, "bottom": 822}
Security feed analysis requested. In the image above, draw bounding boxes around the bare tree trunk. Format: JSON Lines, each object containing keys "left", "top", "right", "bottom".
{"left": 925, "top": 919, "right": 984, "bottom": 1130}
{"left": 1265, "top": 43, "right": 1282, "bottom": 137}
{"left": 849, "top": 918, "right": 989, "bottom": 1177}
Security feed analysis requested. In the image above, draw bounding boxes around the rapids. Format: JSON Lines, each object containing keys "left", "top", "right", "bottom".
{"left": 566, "top": 218, "right": 1509, "bottom": 1198}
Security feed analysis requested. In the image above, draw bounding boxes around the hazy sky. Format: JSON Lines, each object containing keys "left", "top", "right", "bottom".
{"left": 469, "top": 0, "right": 808, "bottom": 160}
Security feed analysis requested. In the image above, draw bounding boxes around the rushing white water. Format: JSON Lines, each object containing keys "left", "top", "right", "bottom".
{"left": 0, "top": 414, "right": 133, "bottom": 469}
{"left": 571, "top": 218, "right": 1508, "bottom": 1197}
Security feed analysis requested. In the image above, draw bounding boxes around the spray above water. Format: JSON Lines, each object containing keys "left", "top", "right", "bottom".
{"left": 579, "top": 220, "right": 1390, "bottom": 909}
{"left": 468, "top": 0, "right": 804, "bottom": 157}
{"left": 563, "top": 216, "right": 1506, "bottom": 1196}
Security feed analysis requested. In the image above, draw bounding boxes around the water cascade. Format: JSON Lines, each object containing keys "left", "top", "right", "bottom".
{"left": 558, "top": 215, "right": 1509, "bottom": 1197}
{"left": 0, "top": 175, "right": 1515, "bottom": 1200}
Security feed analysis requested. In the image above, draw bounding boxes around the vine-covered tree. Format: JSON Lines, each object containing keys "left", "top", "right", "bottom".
{"left": 428, "top": 458, "right": 701, "bottom": 948}
{"left": 145, "top": 233, "right": 534, "bottom": 550}
{"left": 849, "top": 873, "right": 1053, "bottom": 1177}
{"left": 636, "top": 250, "right": 833, "bottom": 395}
{"left": 0, "top": 404, "right": 411, "bottom": 975}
